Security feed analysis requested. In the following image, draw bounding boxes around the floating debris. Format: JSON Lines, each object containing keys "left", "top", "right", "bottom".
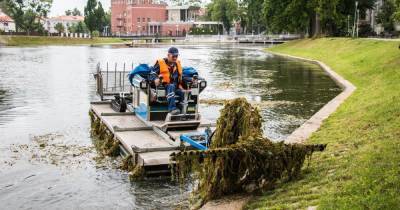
{"left": 215, "top": 81, "right": 235, "bottom": 89}
{"left": 199, "top": 98, "right": 229, "bottom": 106}
{"left": 200, "top": 98, "right": 297, "bottom": 108}
{"left": 4, "top": 133, "right": 104, "bottom": 171}
{"left": 171, "top": 98, "right": 326, "bottom": 207}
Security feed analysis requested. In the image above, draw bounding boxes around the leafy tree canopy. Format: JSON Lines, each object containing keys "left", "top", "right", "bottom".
{"left": 1, "top": 0, "right": 52, "bottom": 34}
{"left": 84, "top": 0, "right": 107, "bottom": 34}
{"left": 54, "top": 22, "right": 65, "bottom": 33}
{"left": 65, "top": 8, "right": 81, "bottom": 16}
{"left": 207, "top": 0, "right": 238, "bottom": 34}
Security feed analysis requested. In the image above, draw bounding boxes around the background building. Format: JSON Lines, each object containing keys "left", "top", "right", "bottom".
{"left": 0, "top": 9, "right": 16, "bottom": 32}
{"left": 46, "top": 16, "right": 84, "bottom": 33}
{"left": 111, "top": 0, "right": 221, "bottom": 36}
{"left": 364, "top": 0, "right": 400, "bottom": 35}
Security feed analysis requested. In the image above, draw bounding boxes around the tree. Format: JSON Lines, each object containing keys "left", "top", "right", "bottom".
{"left": 260, "top": 0, "right": 378, "bottom": 37}
{"left": 377, "top": 0, "right": 396, "bottom": 32}
{"left": 65, "top": 9, "right": 72, "bottom": 16}
{"left": 72, "top": 8, "right": 82, "bottom": 16}
{"left": 54, "top": 22, "right": 65, "bottom": 33}
{"left": 236, "top": 4, "right": 248, "bottom": 34}
{"left": 69, "top": 21, "right": 88, "bottom": 33}
{"left": 394, "top": 0, "right": 400, "bottom": 21}
{"left": 84, "top": 0, "right": 98, "bottom": 34}
{"left": 84, "top": 0, "right": 106, "bottom": 35}
{"left": 94, "top": 2, "right": 106, "bottom": 32}
{"left": 244, "top": 0, "right": 264, "bottom": 34}
{"left": 2, "top": 0, "right": 52, "bottom": 34}
{"left": 207, "top": 0, "right": 238, "bottom": 34}
{"left": 262, "top": 0, "right": 311, "bottom": 34}
{"left": 66, "top": 8, "right": 81, "bottom": 16}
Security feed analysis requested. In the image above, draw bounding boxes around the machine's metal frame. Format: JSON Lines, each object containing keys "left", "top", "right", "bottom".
{"left": 93, "top": 61, "right": 212, "bottom": 168}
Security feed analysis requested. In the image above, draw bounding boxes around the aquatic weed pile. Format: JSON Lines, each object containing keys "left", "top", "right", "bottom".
{"left": 89, "top": 111, "right": 120, "bottom": 157}
{"left": 89, "top": 111, "right": 145, "bottom": 179}
{"left": 171, "top": 98, "right": 326, "bottom": 207}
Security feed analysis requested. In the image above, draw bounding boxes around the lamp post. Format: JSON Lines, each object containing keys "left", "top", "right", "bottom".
{"left": 352, "top": 1, "right": 358, "bottom": 38}
{"left": 347, "top": 15, "right": 350, "bottom": 36}
{"left": 103, "top": 25, "right": 109, "bottom": 37}
{"left": 356, "top": 9, "right": 360, "bottom": 38}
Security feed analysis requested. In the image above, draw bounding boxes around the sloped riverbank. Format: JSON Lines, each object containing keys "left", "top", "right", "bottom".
{"left": 247, "top": 38, "right": 400, "bottom": 209}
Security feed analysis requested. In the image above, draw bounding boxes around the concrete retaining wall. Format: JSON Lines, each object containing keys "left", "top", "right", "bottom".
{"left": 201, "top": 52, "right": 357, "bottom": 210}
{"left": 270, "top": 52, "right": 357, "bottom": 144}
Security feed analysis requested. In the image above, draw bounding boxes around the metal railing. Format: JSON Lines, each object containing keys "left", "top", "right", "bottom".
{"left": 94, "top": 62, "right": 133, "bottom": 100}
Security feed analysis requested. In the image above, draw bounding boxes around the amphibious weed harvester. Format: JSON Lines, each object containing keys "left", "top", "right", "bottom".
{"left": 91, "top": 62, "right": 215, "bottom": 175}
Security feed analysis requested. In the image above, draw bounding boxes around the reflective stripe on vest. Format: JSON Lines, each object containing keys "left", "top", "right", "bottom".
{"left": 158, "top": 59, "right": 182, "bottom": 84}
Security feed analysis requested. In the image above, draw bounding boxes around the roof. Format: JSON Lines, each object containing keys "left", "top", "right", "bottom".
{"left": 0, "top": 15, "right": 14, "bottom": 23}
{"left": 47, "top": 16, "right": 84, "bottom": 22}
{"left": 166, "top": 5, "right": 200, "bottom": 10}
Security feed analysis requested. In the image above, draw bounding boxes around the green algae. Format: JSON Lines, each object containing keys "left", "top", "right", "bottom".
{"left": 90, "top": 111, "right": 145, "bottom": 180}
{"left": 89, "top": 111, "right": 120, "bottom": 157}
{"left": 170, "top": 98, "right": 326, "bottom": 207}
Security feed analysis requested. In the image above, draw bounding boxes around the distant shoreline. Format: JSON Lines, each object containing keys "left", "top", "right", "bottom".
{"left": 0, "top": 35, "right": 280, "bottom": 48}
{"left": 0, "top": 35, "right": 128, "bottom": 47}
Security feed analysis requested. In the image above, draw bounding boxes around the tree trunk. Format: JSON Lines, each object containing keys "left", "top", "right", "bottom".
{"left": 311, "top": 12, "right": 321, "bottom": 37}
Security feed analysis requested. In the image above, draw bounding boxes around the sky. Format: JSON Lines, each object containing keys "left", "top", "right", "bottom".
{"left": 50, "top": 0, "right": 111, "bottom": 16}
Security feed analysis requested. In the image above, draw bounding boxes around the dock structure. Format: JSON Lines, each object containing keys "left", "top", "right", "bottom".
{"left": 90, "top": 101, "right": 215, "bottom": 175}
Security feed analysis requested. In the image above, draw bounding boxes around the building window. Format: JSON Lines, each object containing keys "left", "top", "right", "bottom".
{"left": 142, "top": 18, "right": 145, "bottom": 22}
{"left": 137, "top": 17, "right": 140, "bottom": 23}
{"left": 147, "top": 18, "right": 150, "bottom": 22}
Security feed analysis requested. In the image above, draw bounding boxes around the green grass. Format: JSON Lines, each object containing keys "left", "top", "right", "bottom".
{"left": 0, "top": 35, "right": 127, "bottom": 46}
{"left": 246, "top": 38, "right": 400, "bottom": 209}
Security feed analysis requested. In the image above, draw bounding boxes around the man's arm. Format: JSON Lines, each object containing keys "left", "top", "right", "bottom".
{"left": 150, "top": 61, "right": 161, "bottom": 85}
{"left": 153, "top": 61, "right": 160, "bottom": 75}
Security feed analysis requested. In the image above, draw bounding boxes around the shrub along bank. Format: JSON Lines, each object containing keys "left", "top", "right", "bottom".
{"left": 0, "top": 35, "right": 126, "bottom": 46}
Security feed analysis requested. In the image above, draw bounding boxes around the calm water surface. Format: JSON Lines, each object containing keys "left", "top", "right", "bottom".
{"left": 0, "top": 44, "right": 341, "bottom": 209}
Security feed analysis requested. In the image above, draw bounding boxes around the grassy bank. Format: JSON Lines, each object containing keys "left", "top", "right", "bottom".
{"left": 0, "top": 35, "right": 127, "bottom": 46}
{"left": 247, "top": 38, "right": 400, "bottom": 209}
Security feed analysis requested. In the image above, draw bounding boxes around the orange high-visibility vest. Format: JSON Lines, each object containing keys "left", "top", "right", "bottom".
{"left": 158, "top": 59, "right": 183, "bottom": 85}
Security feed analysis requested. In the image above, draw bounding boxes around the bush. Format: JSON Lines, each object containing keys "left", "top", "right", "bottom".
{"left": 189, "top": 27, "right": 219, "bottom": 35}
{"left": 358, "top": 23, "right": 376, "bottom": 37}
{"left": 91, "top": 30, "right": 100, "bottom": 37}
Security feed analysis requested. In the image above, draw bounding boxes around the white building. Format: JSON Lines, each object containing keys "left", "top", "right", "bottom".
{"left": 166, "top": 6, "right": 201, "bottom": 22}
{"left": 365, "top": 0, "right": 400, "bottom": 34}
{"left": 45, "top": 16, "right": 84, "bottom": 33}
{"left": 0, "top": 9, "right": 16, "bottom": 32}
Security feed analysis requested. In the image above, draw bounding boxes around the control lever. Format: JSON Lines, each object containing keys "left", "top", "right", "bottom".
{"left": 181, "top": 89, "right": 191, "bottom": 115}
{"left": 192, "top": 75, "right": 199, "bottom": 88}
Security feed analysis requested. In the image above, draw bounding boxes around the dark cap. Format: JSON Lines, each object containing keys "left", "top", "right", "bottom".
{"left": 168, "top": 47, "right": 179, "bottom": 56}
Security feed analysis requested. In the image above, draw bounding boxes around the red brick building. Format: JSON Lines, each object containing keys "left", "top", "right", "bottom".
{"left": 111, "top": 0, "right": 167, "bottom": 35}
{"left": 111, "top": 0, "right": 221, "bottom": 36}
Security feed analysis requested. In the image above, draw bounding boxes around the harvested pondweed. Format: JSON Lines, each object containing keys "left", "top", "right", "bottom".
{"left": 200, "top": 98, "right": 297, "bottom": 108}
{"left": 129, "top": 164, "right": 145, "bottom": 181}
{"left": 90, "top": 111, "right": 145, "bottom": 180}
{"left": 171, "top": 98, "right": 326, "bottom": 207}
{"left": 120, "top": 155, "right": 134, "bottom": 171}
{"left": 89, "top": 111, "right": 120, "bottom": 157}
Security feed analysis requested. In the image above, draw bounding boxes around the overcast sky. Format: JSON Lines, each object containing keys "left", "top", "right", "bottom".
{"left": 50, "top": 0, "right": 111, "bottom": 16}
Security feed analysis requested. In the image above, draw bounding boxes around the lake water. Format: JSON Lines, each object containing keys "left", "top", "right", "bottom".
{"left": 0, "top": 44, "right": 341, "bottom": 209}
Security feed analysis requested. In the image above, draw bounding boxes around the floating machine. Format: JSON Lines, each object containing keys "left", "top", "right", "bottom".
{"left": 91, "top": 63, "right": 215, "bottom": 175}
